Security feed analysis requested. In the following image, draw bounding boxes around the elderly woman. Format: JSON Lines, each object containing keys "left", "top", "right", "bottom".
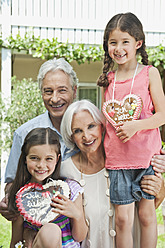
{"left": 60, "top": 99, "right": 165, "bottom": 248}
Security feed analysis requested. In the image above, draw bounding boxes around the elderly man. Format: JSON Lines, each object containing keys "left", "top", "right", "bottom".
{"left": 0, "top": 58, "right": 78, "bottom": 220}
{"left": 0, "top": 57, "right": 165, "bottom": 223}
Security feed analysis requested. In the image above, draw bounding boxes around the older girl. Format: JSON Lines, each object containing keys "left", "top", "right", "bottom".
{"left": 97, "top": 12, "right": 165, "bottom": 248}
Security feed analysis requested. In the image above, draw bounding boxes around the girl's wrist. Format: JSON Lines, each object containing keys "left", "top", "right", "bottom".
{"left": 73, "top": 211, "right": 82, "bottom": 221}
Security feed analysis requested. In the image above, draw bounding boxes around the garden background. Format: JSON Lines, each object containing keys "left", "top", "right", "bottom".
{"left": 0, "top": 0, "right": 165, "bottom": 247}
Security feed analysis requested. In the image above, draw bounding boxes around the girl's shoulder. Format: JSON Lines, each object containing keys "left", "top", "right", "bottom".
{"left": 138, "top": 64, "right": 160, "bottom": 80}
{"left": 107, "top": 70, "right": 115, "bottom": 84}
{"left": 66, "top": 178, "right": 84, "bottom": 201}
{"left": 148, "top": 65, "right": 159, "bottom": 75}
{"left": 148, "top": 66, "right": 161, "bottom": 85}
{"left": 66, "top": 178, "right": 82, "bottom": 190}
{"left": 136, "top": 64, "right": 152, "bottom": 79}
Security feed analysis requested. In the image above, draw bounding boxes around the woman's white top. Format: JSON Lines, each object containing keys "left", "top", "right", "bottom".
{"left": 61, "top": 157, "right": 140, "bottom": 248}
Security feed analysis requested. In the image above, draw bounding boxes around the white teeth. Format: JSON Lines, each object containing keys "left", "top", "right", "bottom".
{"left": 84, "top": 140, "right": 94, "bottom": 145}
{"left": 52, "top": 104, "right": 63, "bottom": 108}
{"left": 36, "top": 171, "right": 47, "bottom": 174}
{"left": 115, "top": 54, "right": 125, "bottom": 58}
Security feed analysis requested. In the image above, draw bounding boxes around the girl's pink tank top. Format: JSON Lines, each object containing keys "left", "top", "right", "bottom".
{"left": 104, "top": 65, "right": 161, "bottom": 170}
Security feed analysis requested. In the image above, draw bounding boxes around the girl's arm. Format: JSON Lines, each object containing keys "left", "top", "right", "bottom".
{"left": 51, "top": 193, "right": 88, "bottom": 242}
{"left": 101, "top": 87, "right": 105, "bottom": 109}
{"left": 10, "top": 216, "right": 24, "bottom": 248}
{"left": 70, "top": 194, "right": 88, "bottom": 242}
{"left": 116, "top": 67, "right": 165, "bottom": 142}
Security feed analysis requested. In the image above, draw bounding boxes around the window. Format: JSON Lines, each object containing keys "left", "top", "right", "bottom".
{"left": 77, "top": 82, "right": 101, "bottom": 109}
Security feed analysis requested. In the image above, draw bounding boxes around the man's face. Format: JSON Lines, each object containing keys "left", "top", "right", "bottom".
{"left": 42, "top": 70, "right": 76, "bottom": 124}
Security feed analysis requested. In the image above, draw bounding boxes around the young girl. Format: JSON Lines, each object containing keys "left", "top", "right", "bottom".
{"left": 97, "top": 12, "right": 165, "bottom": 248}
{"left": 8, "top": 127, "right": 87, "bottom": 248}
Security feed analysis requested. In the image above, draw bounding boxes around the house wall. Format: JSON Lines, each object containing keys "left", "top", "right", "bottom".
{"left": 6, "top": 55, "right": 103, "bottom": 84}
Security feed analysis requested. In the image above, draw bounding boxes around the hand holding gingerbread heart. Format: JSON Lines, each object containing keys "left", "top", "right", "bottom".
{"left": 102, "top": 94, "right": 143, "bottom": 130}
{"left": 16, "top": 179, "right": 70, "bottom": 226}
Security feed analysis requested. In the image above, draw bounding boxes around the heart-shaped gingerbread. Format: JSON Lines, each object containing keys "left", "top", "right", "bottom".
{"left": 102, "top": 94, "right": 143, "bottom": 130}
{"left": 16, "top": 179, "right": 70, "bottom": 226}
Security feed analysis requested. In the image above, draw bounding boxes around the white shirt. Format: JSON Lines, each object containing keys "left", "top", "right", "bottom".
{"left": 61, "top": 157, "right": 140, "bottom": 248}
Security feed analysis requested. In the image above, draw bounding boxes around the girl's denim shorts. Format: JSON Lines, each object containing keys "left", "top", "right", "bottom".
{"left": 109, "top": 165, "right": 155, "bottom": 205}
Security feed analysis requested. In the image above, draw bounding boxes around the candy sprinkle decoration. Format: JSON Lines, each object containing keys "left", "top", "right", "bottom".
{"left": 102, "top": 94, "right": 143, "bottom": 130}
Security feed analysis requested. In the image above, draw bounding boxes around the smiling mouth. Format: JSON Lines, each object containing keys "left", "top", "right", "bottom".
{"left": 35, "top": 170, "right": 48, "bottom": 174}
{"left": 115, "top": 54, "right": 125, "bottom": 58}
{"left": 84, "top": 140, "right": 95, "bottom": 146}
{"left": 51, "top": 103, "right": 65, "bottom": 109}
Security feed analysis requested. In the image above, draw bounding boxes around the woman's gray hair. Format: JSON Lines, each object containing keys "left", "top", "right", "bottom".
{"left": 60, "top": 99, "right": 105, "bottom": 151}
{"left": 37, "top": 58, "right": 78, "bottom": 90}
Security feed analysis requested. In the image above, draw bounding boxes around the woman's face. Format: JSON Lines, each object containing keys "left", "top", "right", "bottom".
{"left": 71, "top": 110, "right": 103, "bottom": 154}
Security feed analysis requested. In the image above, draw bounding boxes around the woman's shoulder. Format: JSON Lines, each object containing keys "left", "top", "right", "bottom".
{"left": 61, "top": 156, "right": 73, "bottom": 167}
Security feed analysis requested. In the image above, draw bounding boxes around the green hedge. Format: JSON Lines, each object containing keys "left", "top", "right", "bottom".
{"left": 0, "top": 77, "right": 46, "bottom": 154}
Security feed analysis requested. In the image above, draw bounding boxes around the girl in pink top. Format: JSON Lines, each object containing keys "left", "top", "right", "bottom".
{"left": 97, "top": 12, "right": 165, "bottom": 248}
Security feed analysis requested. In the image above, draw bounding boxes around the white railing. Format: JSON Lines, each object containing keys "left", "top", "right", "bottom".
{"left": 0, "top": 0, "right": 165, "bottom": 46}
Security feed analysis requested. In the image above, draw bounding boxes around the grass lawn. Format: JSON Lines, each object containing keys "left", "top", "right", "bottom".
{"left": 0, "top": 206, "right": 164, "bottom": 247}
{"left": 0, "top": 215, "right": 11, "bottom": 247}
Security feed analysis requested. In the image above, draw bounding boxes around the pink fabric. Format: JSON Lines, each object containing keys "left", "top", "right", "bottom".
{"left": 104, "top": 65, "right": 161, "bottom": 170}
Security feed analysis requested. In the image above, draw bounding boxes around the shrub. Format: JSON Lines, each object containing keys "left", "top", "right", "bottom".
{"left": 0, "top": 77, "right": 45, "bottom": 154}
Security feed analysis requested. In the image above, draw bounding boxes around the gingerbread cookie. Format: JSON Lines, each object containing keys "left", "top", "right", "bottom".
{"left": 16, "top": 179, "right": 70, "bottom": 226}
{"left": 102, "top": 94, "right": 143, "bottom": 129}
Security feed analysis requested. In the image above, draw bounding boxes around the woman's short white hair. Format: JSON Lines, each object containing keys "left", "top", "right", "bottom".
{"left": 60, "top": 99, "right": 105, "bottom": 151}
{"left": 37, "top": 57, "right": 78, "bottom": 90}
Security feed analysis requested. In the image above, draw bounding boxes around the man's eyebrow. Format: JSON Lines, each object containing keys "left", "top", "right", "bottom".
{"left": 43, "top": 86, "right": 68, "bottom": 90}
{"left": 57, "top": 86, "right": 68, "bottom": 89}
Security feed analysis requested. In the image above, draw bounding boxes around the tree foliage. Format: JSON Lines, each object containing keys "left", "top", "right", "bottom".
{"left": 0, "top": 77, "right": 45, "bottom": 152}
{"left": 4, "top": 32, "right": 103, "bottom": 64}
{"left": 0, "top": 32, "right": 164, "bottom": 71}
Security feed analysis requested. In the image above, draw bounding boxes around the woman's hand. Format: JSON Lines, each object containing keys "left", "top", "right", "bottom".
{"left": 141, "top": 173, "right": 162, "bottom": 197}
{"left": 151, "top": 148, "right": 165, "bottom": 173}
{"left": 141, "top": 173, "right": 165, "bottom": 209}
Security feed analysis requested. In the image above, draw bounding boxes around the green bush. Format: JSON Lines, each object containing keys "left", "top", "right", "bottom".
{"left": 0, "top": 76, "right": 46, "bottom": 154}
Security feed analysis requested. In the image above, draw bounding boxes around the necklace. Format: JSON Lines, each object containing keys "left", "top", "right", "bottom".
{"left": 80, "top": 168, "right": 86, "bottom": 186}
{"left": 80, "top": 166, "right": 116, "bottom": 248}
{"left": 102, "top": 62, "right": 143, "bottom": 130}
{"left": 112, "top": 63, "right": 139, "bottom": 105}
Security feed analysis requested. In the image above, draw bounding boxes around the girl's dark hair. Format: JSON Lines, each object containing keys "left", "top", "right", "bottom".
{"left": 97, "top": 12, "right": 148, "bottom": 87}
{"left": 8, "top": 127, "right": 61, "bottom": 212}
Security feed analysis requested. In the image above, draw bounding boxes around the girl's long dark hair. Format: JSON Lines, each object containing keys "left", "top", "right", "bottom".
{"left": 97, "top": 12, "right": 148, "bottom": 87}
{"left": 8, "top": 127, "right": 61, "bottom": 212}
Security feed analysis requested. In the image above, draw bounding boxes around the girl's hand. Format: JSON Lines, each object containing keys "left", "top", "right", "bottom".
{"left": 115, "top": 121, "right": 138, "bottom": 143}
{"left": 151, "top": 148, "right": 165, "bottom": 173}
{"left": 51, "top": 194, "right": 81, "bottom": 220}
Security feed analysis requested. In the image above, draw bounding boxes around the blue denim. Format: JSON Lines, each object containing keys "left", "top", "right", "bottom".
{"left": 109, "top": 165, "right": 155, "bottom": 205}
